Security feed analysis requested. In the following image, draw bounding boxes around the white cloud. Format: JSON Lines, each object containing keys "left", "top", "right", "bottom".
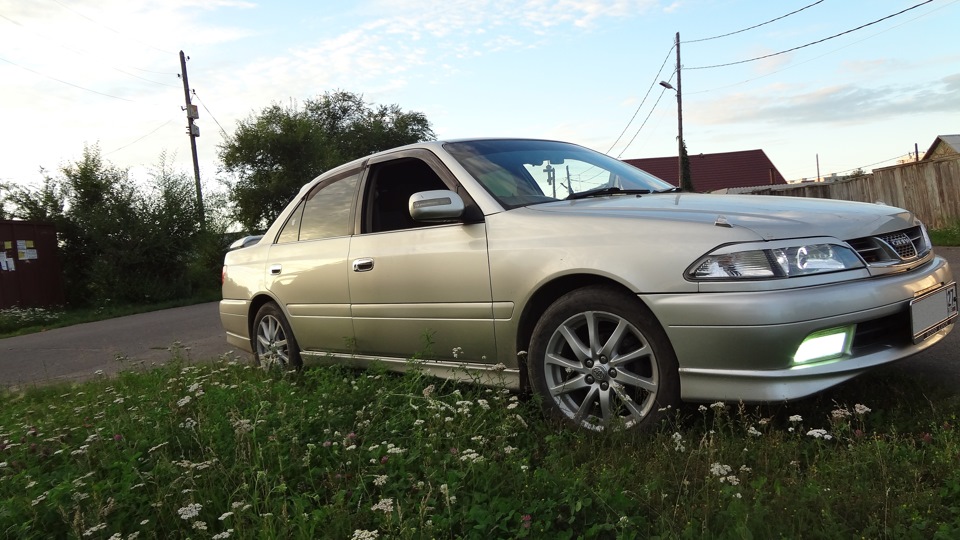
{"left": 695, "top": 73, "right": 960, "bottom": 127}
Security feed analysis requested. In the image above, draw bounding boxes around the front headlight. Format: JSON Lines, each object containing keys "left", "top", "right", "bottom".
{"left": 688, "top": 242, "right": 864, "bottom": 280}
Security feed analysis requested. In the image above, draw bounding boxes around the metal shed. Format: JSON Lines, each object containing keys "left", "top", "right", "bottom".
{"left": 0, "top": 220, "right": 65, "bottom": 309}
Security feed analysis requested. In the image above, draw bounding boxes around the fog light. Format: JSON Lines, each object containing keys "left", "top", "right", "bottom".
{"left": 793, "top": 326, "right": 854, "bottom": 364}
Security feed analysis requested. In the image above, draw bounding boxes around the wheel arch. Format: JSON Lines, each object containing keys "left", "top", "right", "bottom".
{"left": 514, "top": 274, "right": 642, "bottom": 390}
{"left": 247, "top": 293, "right": 282, "bottom": 348}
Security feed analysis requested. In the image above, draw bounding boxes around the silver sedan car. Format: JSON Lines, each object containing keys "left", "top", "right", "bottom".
{"left": 221, "top": 139, "right": 957, "bottom": 431}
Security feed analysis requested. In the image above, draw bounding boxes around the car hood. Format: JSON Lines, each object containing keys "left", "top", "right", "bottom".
{"left": 526, "top": 193, "right": 917, "bottom": 241}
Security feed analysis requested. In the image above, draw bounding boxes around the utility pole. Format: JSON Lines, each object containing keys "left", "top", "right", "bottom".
{"left": 179, "top": 50, "right": 205, "bottom": 227}
{"left": 661, "top": 33, "right": 691, "bottom": 191}
{"left": 675, "top": 32, "right": 685, "bottom": 190}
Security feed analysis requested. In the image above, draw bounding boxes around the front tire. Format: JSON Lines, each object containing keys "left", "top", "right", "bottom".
{"left": 252, "top": 303, "right": 302, "bottom": 370}
{"left": 528, "top": 286, "right": 679, "bottom": 431}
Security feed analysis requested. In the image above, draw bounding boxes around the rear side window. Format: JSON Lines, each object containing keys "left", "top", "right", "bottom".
{"left": 276, "top": 201, "right": 305, "bottom": 244}
{"left": 300, "top": 174, "right": 360, "bottom": 241}
{"left": 275, "top": 172, "right": 360, "bottom": 243}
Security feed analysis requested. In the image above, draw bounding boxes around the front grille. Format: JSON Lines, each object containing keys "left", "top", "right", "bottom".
{"left": 846, "top": 225, "right": 928, "bottom": 265}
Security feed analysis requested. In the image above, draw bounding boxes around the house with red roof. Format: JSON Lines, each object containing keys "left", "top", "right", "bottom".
{"left": 623, "top": 149, "right": 787, "bottom": 192}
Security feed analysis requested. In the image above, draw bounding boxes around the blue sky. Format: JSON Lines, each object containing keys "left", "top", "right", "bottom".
{"left": 1, "top": 0, "right": 957, "bottom": 192}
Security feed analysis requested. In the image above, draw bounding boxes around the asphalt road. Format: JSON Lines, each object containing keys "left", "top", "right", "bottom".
{"left": 0, "top": 302, "right": 247, "bottom": 388}
{"left": 0, "top": 247, "right": 958, "bottom": 389}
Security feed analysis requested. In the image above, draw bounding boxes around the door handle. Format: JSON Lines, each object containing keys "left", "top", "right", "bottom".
{"left": 269, "top": 264, "right": 282, "bottom": 275}
{"left": 352, "top": 258, "right": 374, "bottom": 272}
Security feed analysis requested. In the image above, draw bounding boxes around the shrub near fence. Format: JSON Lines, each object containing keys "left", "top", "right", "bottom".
{"left": 743, "top": 156, "right": 960, "bottom": 230}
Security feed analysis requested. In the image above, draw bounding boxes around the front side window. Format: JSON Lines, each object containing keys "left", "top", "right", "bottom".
{"left": 363, "top": 157, "right": 450, "bottom": 233}
{"left": 444, "top": 139, "right": 673, "bottom": 209}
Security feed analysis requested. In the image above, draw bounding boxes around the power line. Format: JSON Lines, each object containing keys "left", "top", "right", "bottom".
{"left": 616, "top": 80, "right": 672, "bottom": 159}
{"left": 686, "top": 0, "right": 958, "bottom": 96}
{"left": 686, "top": 0, "right": 933, "bottom": 70}
{"left": 0, "top": 55, "right": 133, "bottom": 101}
{"left": 606, "top": 44, "right": 675, "bottom": 155}
{"left": 684, "top": 0, "right": 826, "bottom": 43}
{"left": 191, "top": 90, "right": 230, "bottom": 137}
{"left": 52, "top": 0, "right": 176, "bottom": 55}
{"left": 105, "top": 120, "right": 175, "bottom": 155}
{"left": 787, "top": 152, "right": 905, "bottom": 180}
{"left": 0, "top": 13, "right": 179, "bottom": 88}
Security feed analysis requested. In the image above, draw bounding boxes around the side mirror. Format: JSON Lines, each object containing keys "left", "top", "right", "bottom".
{"left": 408, "top": 190, "right": 465, "bottom": 222}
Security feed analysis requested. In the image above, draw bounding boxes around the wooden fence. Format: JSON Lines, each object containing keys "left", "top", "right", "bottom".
{"left": 742, "top": 156, "right": 960, "bottom": 229}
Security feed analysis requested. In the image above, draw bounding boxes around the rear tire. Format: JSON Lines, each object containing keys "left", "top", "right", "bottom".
{"left": 527, "top": 286, "right": 679, "bottom": 431}
{"left": 252, "top": 303, "right": 303, "bottom": 370}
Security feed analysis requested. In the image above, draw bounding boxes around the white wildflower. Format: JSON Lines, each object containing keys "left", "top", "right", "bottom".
{"left": 789, "top": 415, "right": 802, "bottom": 423}
{"left": 709, "top": 463, "right": 732, "bottom": 477}
{"left": 352, "top": 530, "right": 379, "bottom": 540}
{"left": 671, "top": 432, "right": 685, "bottom": 452}
{"left": 747, "top": 425, "right": 761, "bottom": 437}
{"left": 370, "top": 497, "right": 394, "bottom": 514}
{"left": 806, "top": 428, "right": 832, "bottom": 440}
{"left": 177, "top": 502, "right": 202, "bottom": 520}
{"left": 831, "top": 408, "right": 851, "bottom": 419}
{"left": 82, "top": 523, "right": 106, "bottom": 536}
{"left": 722, "top": 475, "right": 740, "bottom": 485}
{"left": 373, "top": 475, "right": 388, "bottom": 486}
{"left": 854, "top": 404, "right": 871, "bottom": 415}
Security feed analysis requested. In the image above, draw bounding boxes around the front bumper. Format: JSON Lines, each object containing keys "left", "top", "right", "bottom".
{"left": 641, "top": 255, "right": 954, "bottom": 402}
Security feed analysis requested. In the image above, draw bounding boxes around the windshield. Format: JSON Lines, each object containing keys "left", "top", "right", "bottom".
{"left": 444, "top": 139, "right": 674, "bottom": 209}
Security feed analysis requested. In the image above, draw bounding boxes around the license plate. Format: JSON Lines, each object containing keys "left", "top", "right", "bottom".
{"left": 911, "top": 282, "right": 958, "bottom": 343}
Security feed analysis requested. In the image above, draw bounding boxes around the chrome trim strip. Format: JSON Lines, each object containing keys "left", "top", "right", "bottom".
{"left": 300, "top": 351, "right": 522, "bottom": 389}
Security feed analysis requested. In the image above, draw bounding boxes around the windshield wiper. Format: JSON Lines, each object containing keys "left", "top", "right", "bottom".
{"left": 565, "top": 187, "right": 651, "bottom": 201}
{"left": 656, "top": 187, "right": 682, "bottom": 193}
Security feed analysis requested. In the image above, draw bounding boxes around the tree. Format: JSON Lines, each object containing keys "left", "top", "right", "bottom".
{"left": 680, "top": 139, "right": 694, "bottom": 192}
{"left": 849, "top": 168, "right": 867, "bottom": 179}
{"left": 219, "top": 90, "right": 435, "bottom": 231}
{"left": 2, "top": 146, "right": 213, "bottom": 306}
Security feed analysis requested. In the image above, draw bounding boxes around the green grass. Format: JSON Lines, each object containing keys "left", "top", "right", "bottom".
{"left": 931, "top": 221, "right": 960, "bottom": 247}
{"left": 2, "top": 349, "right": 959, "bottom": 539}
{"left": 0, "top": 292, "right": 220, "bottom": 338}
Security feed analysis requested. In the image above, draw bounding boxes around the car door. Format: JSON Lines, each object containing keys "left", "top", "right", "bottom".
{"left": 265, "top": 169, "right": 361, "bottom": 353}
{"left": 347, "top": 150, "right": 497, "bottom": 363}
